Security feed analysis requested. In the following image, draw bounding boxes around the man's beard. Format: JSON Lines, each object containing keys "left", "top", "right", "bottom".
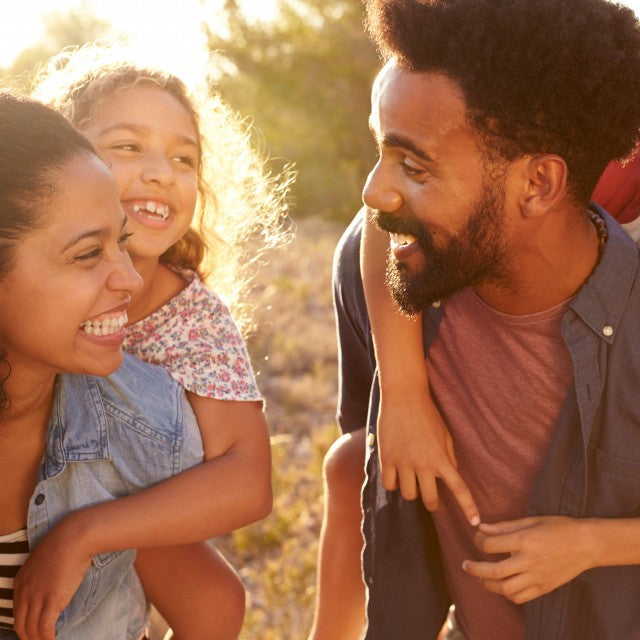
{"left": 372, "top": 179, "right": 510, "bottom": 315}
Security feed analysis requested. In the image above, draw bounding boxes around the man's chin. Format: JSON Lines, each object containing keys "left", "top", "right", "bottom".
{"left": 387, "top": 274, "right": 431, "bottom": 316}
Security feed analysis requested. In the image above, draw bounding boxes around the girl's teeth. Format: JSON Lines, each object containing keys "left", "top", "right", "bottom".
{"left": 131, "top": 202, "right": 169, "bottom": 220}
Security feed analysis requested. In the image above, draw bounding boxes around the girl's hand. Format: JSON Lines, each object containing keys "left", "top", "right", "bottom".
{"left": 462, "top": 516, "right": 591, "bottom": 604}
{"left": 377, "top": 388, "right": 480, "bottom": 526}
{"left": 13, "top": 516, "right": 92, "bottom": 640}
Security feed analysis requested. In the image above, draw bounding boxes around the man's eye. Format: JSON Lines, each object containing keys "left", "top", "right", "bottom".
{"left": 400, "top": 161, "right": 425, "bottom": 176}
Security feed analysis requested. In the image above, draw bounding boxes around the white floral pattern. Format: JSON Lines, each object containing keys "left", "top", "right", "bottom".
{"left": 124, "top": 271, "right": 262, "bottom": 401}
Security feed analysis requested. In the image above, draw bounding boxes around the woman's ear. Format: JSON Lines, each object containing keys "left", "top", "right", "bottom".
{"left": 521, "top": 154, "right": 568, "bottom": 219}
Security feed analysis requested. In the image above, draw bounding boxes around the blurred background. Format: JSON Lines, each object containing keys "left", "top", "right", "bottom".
{"left": 3, "top": 1, "right": 638, "bottom": 637}
{"left": 0, "top": 0, "right": 381, "bottom": 222}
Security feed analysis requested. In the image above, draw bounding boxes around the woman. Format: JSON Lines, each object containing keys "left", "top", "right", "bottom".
{"left": 0, "top": 92, "right": 204, "bottom": 640}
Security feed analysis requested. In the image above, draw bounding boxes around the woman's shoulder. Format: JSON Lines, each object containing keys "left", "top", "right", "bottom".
{"left": 77, "top": 355, "right": 189, "bottom": 440}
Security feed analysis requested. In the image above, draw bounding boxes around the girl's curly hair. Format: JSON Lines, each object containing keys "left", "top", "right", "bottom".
{"left": 33, "top": 41, "right": 294, "bottom": 335}
{"left": 366, "top": 0, "right": 640, "bottom": 204}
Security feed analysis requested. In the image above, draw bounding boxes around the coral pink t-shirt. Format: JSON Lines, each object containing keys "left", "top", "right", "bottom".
{"left": 427, "top": 287, "right": 574, "bottom": 640}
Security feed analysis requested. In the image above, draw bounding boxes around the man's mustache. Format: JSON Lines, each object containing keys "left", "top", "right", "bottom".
{"left": 370, "top": 209, "right": 427, "bottom": 242}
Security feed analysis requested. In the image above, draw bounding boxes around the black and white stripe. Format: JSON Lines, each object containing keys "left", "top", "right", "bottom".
{"left": 0, "top": 529, "right": 29, "bottom": 630}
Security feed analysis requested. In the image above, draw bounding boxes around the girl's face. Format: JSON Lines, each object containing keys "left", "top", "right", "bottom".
{"left": 83, "top": 85, "right": 200, "bottom": 264}
{"left": 0, "top": 154, "right": 142, "bottom": 379}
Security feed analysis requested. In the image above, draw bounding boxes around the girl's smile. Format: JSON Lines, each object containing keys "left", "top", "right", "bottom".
{"left": 84, "top": 85, "right": 199, "bottom": 265}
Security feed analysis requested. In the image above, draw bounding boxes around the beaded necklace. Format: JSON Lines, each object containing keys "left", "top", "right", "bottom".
{"left": 588, "top": 209, "right": 608, "bottom": 256}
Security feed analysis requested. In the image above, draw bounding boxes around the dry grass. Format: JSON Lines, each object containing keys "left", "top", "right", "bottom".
{"left": 151, "top": 216, "right": 347, "bottom": 640}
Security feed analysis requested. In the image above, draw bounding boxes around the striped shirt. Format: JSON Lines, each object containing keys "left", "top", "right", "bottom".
{"left": 0, "top": 529, "right": 29, "bottom": 630}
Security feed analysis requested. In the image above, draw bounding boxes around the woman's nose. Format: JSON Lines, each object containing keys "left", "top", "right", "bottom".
{"left": 108, "top": 252, "right": 143, "bottom": 295}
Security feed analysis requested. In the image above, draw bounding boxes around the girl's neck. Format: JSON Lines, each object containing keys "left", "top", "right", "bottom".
{"left": 128, "top": 257, "right": 190, "bottom": 325}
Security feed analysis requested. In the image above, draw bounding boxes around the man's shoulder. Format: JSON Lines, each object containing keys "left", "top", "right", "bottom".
{"left": 333, "top": 208, "right": 366, "bottom": 309}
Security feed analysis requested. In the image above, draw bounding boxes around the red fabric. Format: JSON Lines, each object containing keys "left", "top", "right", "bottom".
{"left": 591, "top": 155, "right": 640, "bottom": 223}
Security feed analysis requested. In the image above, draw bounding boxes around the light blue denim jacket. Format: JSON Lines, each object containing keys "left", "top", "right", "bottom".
{"left": 0, "top": 354, "right": 203, "bottom": 640}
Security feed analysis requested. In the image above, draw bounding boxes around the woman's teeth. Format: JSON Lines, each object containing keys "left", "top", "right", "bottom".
{"left": 80, "top": 312, "right": 128, "bottom": 336}
{"left": 390, "top": 233, "right": 417, "bottom": 249}
{"left": 132, "top": 201, "right": 170, "bottom": 220}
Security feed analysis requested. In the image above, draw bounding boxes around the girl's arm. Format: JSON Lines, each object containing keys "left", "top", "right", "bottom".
{"left": 13, "top": 396, "right": 271, "bottom": 640}
{"left": 361, "top": 210, "right": 479, "bottom": 524}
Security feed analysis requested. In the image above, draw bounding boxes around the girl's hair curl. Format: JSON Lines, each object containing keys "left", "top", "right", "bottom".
{"left": 33, "top": 41, "right": 294, "bottom": 334}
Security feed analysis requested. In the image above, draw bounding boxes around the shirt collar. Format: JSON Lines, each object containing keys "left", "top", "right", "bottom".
{"left": 44, "top": 374, "right": 110, "bottom": 477}
{"left": 569, "top": 204, "right": 639, "bottom": 344}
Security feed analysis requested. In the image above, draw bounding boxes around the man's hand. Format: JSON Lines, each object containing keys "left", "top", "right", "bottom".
{"left": 13, "top": 517, "right": 92, "bottom": 640}
{"left": 377, "top": 388, "right": 480, "bottom": 526}
{"left": 462, "top": 516, "right": 591, "bottom": 604}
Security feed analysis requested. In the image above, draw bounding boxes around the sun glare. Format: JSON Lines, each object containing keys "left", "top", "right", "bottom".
{"left": 0, "top": 0, "right": 279, "bottom": 72}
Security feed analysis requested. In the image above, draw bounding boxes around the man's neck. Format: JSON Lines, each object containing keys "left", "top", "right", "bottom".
{"left": 473, "top": 208, "right": 601, "bottom": 315}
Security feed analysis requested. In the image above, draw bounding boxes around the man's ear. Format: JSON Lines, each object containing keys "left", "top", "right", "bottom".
{"left": 520, "top": 154, "right": 568, "bottom": 218}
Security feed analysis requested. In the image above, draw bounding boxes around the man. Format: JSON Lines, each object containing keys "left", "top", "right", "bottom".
{"left": 334, "top": 1, "right": 640, "bottom": 638}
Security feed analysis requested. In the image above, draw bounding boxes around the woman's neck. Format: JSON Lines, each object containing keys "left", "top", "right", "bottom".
{"left": 2, "top": 366, "right": 55, "bottom": 435}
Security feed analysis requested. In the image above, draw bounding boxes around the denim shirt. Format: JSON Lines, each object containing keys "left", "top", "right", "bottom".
{"left": 0, "top": 354, "right": 203, "bottom": 640}
{"left": 334, "top": 207, "right": 640, "bottom": 640}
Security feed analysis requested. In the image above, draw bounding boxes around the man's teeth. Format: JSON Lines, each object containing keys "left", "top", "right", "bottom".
{"left": 80, "top": 312, "right": 128, "bottom": 336}
{"left": 390, "top": 233, "right": 417, "bottom": 249}
{"left": 131, "top": 202, "right": 170, "bottom": 220}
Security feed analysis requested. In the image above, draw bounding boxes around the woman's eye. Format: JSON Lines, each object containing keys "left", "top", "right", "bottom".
{"left": 74, "top": 248, "right": 101, "bottom": 262}
{"left": 118, "top": 231, "right": 133, "bottom": 246}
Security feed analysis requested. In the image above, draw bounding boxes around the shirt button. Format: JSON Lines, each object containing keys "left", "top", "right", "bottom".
{"left": 367, "top": 433, "right": 375, "bottom": 447}
{"left": 34, "top": 493, "right": 45, "bottom": 505}
{"left": 432, "top": 300, "right": 442, "bottom": 308}
{"left": 603, "top": 325, "right": 613, "bottom": 337}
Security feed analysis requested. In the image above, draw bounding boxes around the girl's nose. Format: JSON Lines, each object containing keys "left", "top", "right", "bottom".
{"left": 140, "top": 153, "right": 175, "bottom": 188}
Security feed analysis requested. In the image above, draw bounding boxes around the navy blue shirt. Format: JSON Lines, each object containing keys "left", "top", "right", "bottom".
{"left": 333, "top": 206, "right": 640, "bottom": 640}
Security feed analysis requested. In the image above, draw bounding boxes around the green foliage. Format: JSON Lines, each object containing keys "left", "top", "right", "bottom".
{"left": 207, "top": 0, "right": 380, "bottom": 221}
{"left": 0, "top": 4, "right": 110, "bottom": 92}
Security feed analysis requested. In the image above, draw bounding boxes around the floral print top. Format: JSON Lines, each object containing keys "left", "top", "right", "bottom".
{"left": 123, "top": 270, "right": 262, "bottom": 401}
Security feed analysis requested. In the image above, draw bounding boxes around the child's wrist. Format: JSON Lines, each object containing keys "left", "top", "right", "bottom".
{"left": 379, "top": 378, "right": 430, "bottom": 399}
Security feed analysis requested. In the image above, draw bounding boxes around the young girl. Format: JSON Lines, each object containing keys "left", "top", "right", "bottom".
{"left": 0, "top": 92, "right": 204, "bottom": 640}
{"left": 309, "top": 155, "right": 640, "bottom": 640}
{"left": 22, "top": 43, "right": 292, "bottom": 639}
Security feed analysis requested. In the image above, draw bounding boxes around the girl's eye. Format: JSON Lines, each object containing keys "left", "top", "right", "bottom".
{"left": 112, "top": 143, "right": 140, "bottom": 152}
{"left": 174, "top": 155, "right": 197, "bottom": 168}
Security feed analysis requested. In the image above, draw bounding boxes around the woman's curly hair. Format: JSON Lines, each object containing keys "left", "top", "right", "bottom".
{"left": 365, "top": 0, "right": 640, "bottom": 203}
{"left": 32, "top": 42, "right": 294, "bottom": 335}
